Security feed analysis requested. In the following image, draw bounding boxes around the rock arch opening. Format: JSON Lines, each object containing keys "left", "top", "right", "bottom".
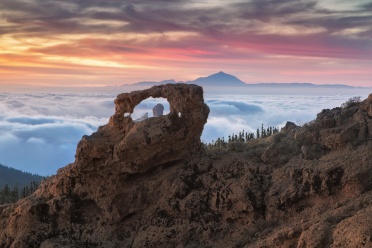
{"left": 131, "top": 97, "right": 170, "bottom": 122}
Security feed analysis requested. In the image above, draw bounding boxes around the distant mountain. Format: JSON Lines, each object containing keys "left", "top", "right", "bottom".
{"left": 0, "top": 163, "right": 44, "bottom": 188}
{"left": 187, "top": 71, "right": 246, "bottom": 87}
{"left": 122, "top": 72, "right": 364, "bottom": 89}
{"left": 126, "top": 71, "right": 246, "bottom": 87}
{"left": 133, "top": 79, "right": 178, "bottom": 87}
{"left": 248, "top": 83, "right": 356, "bottom": 88}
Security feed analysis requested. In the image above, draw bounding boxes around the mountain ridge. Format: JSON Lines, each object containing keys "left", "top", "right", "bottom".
{"left": 185, "top": 71, "right": 246, "bottom": 86}
{"left": 125, "top": 71, "right": 366, "bottom": 89}
{"left": 0, "top": 163, "right": 43, "bottom": 188}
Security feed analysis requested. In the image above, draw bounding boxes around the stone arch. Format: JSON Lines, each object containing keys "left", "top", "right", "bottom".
{"left": 114, "top": 84, "right": 204, "bottom": 119}
{"left": 77, "top": 84, "right": 209, "bottom": 174}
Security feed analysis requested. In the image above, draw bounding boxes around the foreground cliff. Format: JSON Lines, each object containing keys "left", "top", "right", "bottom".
{"left": 0, "top": 85, "right": 371, "bottom": 248}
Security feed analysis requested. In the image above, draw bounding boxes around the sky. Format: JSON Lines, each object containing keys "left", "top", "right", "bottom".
{"left": 1, "top": 0, "right": 372, "bottom": 87}
{"left": 0, "top": 90, "right": 370, "bottom": 176}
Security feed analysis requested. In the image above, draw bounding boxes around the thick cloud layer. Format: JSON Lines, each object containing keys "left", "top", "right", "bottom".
{"left": 0, "top": 93, "right": 114, "bottom": 175}
{"left": 0, "top": 90, "right": 370, "bottom": 175}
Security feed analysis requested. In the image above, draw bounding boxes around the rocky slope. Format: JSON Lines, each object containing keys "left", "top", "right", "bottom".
{"left": 0, "top": 85, "right": 371, "bottom": 248}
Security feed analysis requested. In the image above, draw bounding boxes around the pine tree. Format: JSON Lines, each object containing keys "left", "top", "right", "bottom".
{"left": 11, "top": 183, "right": 19, "bottom": 203}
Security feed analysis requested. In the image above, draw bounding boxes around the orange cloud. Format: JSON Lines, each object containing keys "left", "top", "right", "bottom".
{"left": 0, "top": 0, "right": 371, "bottom": 87}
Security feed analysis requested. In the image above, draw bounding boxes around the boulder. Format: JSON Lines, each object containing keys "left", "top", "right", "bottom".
{"left": 368, "top": 104, "right": 372, "bottom": 117}
{"left": 153, "top": 103, "right": 164, "bottom": 117}
{"left": 281, "top": 121, "right": 298, "bottom": 133}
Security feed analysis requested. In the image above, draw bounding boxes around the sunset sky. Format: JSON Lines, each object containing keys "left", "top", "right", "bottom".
{"left": 1, "top": 0, "right": 372, "bottom": 87}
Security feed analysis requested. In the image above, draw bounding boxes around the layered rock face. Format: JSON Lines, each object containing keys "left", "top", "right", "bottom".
{"left": 0, "top": 90, "right": 371, "bottom": 248}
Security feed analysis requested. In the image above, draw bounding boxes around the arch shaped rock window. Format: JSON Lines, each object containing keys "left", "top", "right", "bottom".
{"left": 76, "top": 84, "right": 209, "bottom": 174}
{"left": 130, "top": 97, "right": 170, "bottom": 122}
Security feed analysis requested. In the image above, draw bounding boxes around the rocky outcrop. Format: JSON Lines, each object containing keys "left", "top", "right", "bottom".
{"left": 0, "top": 91, "right": 371, "bottom": 248}
{"left": 262, "top": 94, "right": 372, "bottom": 162}
{"left": 153, "top": 103, "right": 164, "bottom": 117}
{"left": 75, "top": 83, "right": 209, "bottom": 174}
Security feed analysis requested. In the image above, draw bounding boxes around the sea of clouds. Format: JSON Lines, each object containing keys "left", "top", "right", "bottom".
{"left": 0, "top": 89, "right": 369, "bottom": 176}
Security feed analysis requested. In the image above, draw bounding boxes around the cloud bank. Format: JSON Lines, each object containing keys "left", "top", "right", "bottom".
{"left": 0, "top": 93, "right": 114, "bottom": 175}
{"left": 1, "top": 90, "right": 369, "bottom": 176}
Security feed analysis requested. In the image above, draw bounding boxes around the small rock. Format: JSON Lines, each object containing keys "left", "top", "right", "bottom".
{"left": 368, "top": 93, "right": 372, "bottom": 103}
{"left": 153, "top": 103, "right": 165, "bottom": 117}
{"left": 281, "top": 121, "right": 298, "bottom": 132}
{"left": 368, "top": 104, "right": 372, "bottom": 117}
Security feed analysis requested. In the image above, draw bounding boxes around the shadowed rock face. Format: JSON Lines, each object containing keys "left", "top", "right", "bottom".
{"left": 0, "top": 91, "right": 371, "bottom": 248}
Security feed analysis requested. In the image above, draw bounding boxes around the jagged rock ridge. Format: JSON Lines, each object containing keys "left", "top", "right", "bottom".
{"left": 0, "top": 87, "right": 371, "bottom": 248}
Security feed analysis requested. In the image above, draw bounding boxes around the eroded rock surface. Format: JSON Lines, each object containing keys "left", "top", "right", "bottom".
{"left": 75, "top": 83, "right": 209, "bottom": 174}
{"left": 0, "top": 91, "right": 371, "bottom": 248}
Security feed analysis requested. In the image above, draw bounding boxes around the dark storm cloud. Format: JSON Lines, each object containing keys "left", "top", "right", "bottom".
{"left": 89, "top": 2, "right": 229, "bottom": 35}
{"left": 287, "top": 14, "right": 372, "bottom": 34}
{"left": 2, "top": 0, "right": 371, "bottom": 41}
{"left": 359, "top": 1, "right": 372, "bottom": 10}
{"left": 0, "top": 0, "right": 76, "bottom": 22}
{"left": 235, "top": 0, "right": 372, "bottom": 43}
{"left": 0, "top": 0, "right": 230, "bottom": 35}
{"left": 236, "top": 0, "right": 318, "bottom": 21}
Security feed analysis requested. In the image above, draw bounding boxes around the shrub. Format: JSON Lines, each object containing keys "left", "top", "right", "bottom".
{"left": 203, "top": 125, "right": 279, "bottom": 151}
{"left": 227, "top": 141, "right": 245, "bottom": 152}
{"left": 341, "top": 96, "right": 361, "bottom": 108}
{"left": 273, "top": 132, "right": 286, "bottom": 143}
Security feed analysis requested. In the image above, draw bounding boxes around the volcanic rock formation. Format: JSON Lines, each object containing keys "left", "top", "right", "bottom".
{"left": 0, "top": 88, "right": 371, "bottom": 248}
{"left": 75, "top": 83, "right": 209, "bottom": 174}
{"left": 153, "top": 103, "right": 164, "bottom": 117}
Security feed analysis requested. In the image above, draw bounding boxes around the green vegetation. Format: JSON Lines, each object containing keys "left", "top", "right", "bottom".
{"left": 0, "top": 181, "right": 40, "bottom": 205}
{"left": 0, "top": 163, "right": 43, "bottom": 188}
{"left": 204, "top": 124, "right": 279, "bottom": 149}
{"left": 0, "top": 163, "right": 44, "bottom": 205}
